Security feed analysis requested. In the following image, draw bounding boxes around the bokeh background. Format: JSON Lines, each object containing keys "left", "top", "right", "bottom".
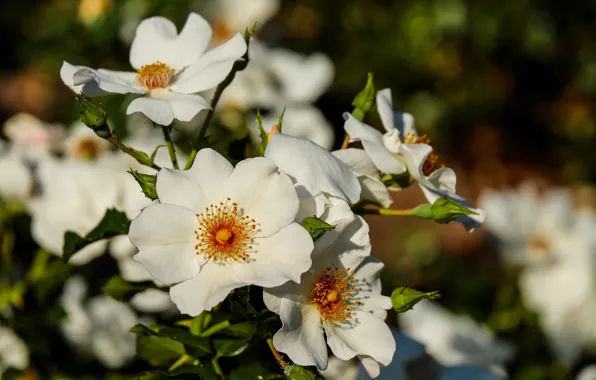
{"left": 3, "top": 0, "right": 596, "bottom": 379}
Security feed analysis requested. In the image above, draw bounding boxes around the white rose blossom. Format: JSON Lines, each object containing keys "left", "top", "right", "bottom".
{"left": 129, "top": 148, "right": 314, "bottom": 316}
{"left": 340, "top": 88, "right": 485, "bottom": 231}
{"left": 61, "top": 12, "right": 247, "bottom": 126}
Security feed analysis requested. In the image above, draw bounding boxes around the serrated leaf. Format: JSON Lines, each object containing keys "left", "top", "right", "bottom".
{"left": 300, "top": 217, "right": 336, "bottom": 242}
{"left": 391, "top": 287, "right": 440, "bottom": 313}
{"left": 284, "top": 365, "right": 318, "bottom": 380}
{"left": 128, "top": 170, "right": 158, "bottom": 200}
{"left": 101, "top": 276, "right": 153, "bottom": 302}
{"left": 62, "top": 208, "right": 131, "bottom": 263}
{"left": 213, "top": 338, "right": 249, "bottom": 357}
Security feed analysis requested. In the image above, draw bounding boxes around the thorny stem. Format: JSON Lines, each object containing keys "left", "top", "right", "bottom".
{"left": 160, "top": 125, "right": 179, "bottom": 169}
{"left": 107, "top": 136, "right": 161, "bottom": 171}
{"left": 267, "top": 338, "right": 288, "bottom": 368}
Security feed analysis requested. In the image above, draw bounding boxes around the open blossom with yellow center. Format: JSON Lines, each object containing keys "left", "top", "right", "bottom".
{"left": 403, "top": 130, "right": 445, "bottom": 176}
{"left": 61, "top": 12, "right": 247, "bottom": 126}
{"left": 129, "top": 148, "right": 313, "bottom": 316}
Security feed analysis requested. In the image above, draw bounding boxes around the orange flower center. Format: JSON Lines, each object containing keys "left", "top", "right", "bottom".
{"left": 403, "top": 129, "right": 445, "bottom": 176}
{"left": 136, "top": 61, "right": 174, "bottom": 89}
{"left": 528, "top": 234, "right": 551, "bottom": 256}
{"left": 76, "top": 138, "right": 103, "bottom": 160}
{"left": 194, "top": 198, "right": 256, "bottom": 263}
{"left": 311, "top": 265, "right": 359, "bottom": 323}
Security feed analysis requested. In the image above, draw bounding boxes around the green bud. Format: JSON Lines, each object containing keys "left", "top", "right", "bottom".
{"left": 391, "top": 287, "right": 440, "bottom": 313}
{"left": 351, "top": 73, "right": 375, "bottom": 121}
{"left": 430, "top": 197, "right": 478, "bottom": 224}
{"left": 76, "top": 94, "right": 111, "bottom": 138}
{"left": 128, "top": 170, "right": 157, "bottom": 200}
{"left": 412, "top": 203, "right": 433, "bottom": 219}
{"left": 300, "top": 216, "right": 335, "bottom": 242}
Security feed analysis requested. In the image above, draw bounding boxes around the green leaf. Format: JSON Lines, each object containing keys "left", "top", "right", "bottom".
{"left": 101, "top": 276, "right": 153, "bottom": 302}
{"left": 137, "top": 335, "right": 185, "bottom": 365}
{"left": 284, "top": 365, "right": 319, "bottom": 380}
{"left": 230, "top": 361, "right": 284, "bottom": 380}
{"left": 213, "top": 338, "right": 249, "bottom": 357}
{"left": 131, "top": 324, "right": 212, "bottom": 357}
{"left": 351, "top": 73, "right": 375, "bottom": 121}
{"left": 257, "top": 109, "right": 268, "bottom": 156}
{"left": 190, "top": 311, "right": 212, "bottom": 336}
{"left": 171, "top": 364, "right": 220, "bottom": 380}
{"left": 277, "top": 106, "right": 286, "bottom": 133}
{"left": 62, "top": 208, "right": 131, "bottom": 263}
{"left": 220, "top": 321, "right": 257, "bottom": 339}
{"left": 128, "top": 170, "right": 158, "bottom": 200}
{"left": 300, "top": 217, "right": 336, "bottom": 242}
{"left": 391, "top": 287, "right": 441, "bottom": 313}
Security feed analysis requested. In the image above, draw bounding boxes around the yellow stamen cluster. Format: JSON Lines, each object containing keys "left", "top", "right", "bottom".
{"left": 311, "top": 265, "right": 359, "bottom": 323}
{"left": 403, "top": 129, "right": 445, "bottom": 176}
{"left": 194, "top": 198, "right": 256, "bottom": 263}
{"left": 136, "top": 61, "right": 174, "bottom": 89}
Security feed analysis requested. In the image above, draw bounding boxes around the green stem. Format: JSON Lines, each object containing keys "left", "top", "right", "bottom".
{"left": 184, "top": 150, "right": 197, "bottom": 170}
{"left": 357, "top": 207, "right": 415, "bottom": 216}
{"left": 160, "top": 125, "right": 179, "bottom": 169}
{"left": 211, "top": 355, "right": 225, "bottom": 380}
{"left": 168, "top": 354, "right": 191, "bottom": 372}
{"left": 200, "top": 320, "right": 230, "bottom": 337}
{"left": 267, "top": 338, "right": 288, "bottom": 368}
{"left": 108, "top": 136, "right": 161, "bottom": 171}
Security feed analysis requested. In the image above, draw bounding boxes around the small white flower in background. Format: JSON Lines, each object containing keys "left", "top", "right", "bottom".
{"left": 0, "top": 326, "right": 29, "bottom": 375}
{"left": 206, "top": 0, "right": 280, "bottom": 44}
{"left": 129, "top": 148, "right": 313, "bottom": 316}
{"left": 577, "top": 365, "right": 596, "bottom": 380}
{"left": 61, "top": 277, "right": 137, "bottom": 369}
{"left": 3, "top": 113, "right": 65, "bottom": 157}
{"left": 341, "top": 88, "right": 485, "bottom": 231}
{"left": 265, "top": 254, "right": 395, "bottom": 378}
{"left": 62, "top": 121, "right": 111, "bottom": 160}
{"left": 479, "top": 183, "right": 577, "bottom": 266}
{"left": 61, "top": 12, "right": 247, "bottom": 126}
{"left": 0, "top": 142, "right": 33, "bottom": 203}
{"left": 398, "top": 301, "right": 513, "bottom": 369}
{"left": 29, "top": 158, "right": 123, "bottom": 265}
{"left": 264, "top": 133, "right": 361, "bottom": 205}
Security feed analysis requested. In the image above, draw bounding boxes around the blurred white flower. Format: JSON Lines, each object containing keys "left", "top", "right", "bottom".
{"left": 61, "top": 13, "right": 247, "bottom": 126}
{"left": 577, "top": 365, "right": 596, "bottom": 380}
{"left": 255, "top": 105, "right": 334, "bottom": 150}
{"left": 62, "top": 121, "right": 111, "bottom": 160}
{"left": 265, "top": 253, "right": 394, "bottom": 378}
{"left": 129, "top": 148, "right": 313, "bottom": 316}
{"left": 0, "top": 142, "right": 32, "bottom": 203}
{"left": 264, "top": 133, "right": 360, "bottom": 204}
{"left": 61, "top": 276, "right": 137, "bottom": 369}
{"left": 130, "top": 289, "right": 176, "bottom": 314}
{"left": 399, "top": 301, "right": 513, "bottom": 369}
{"left": 207, "top": 0, "right": 280, "bottom": 43}
{"left": 342, "top": 88, "right": 484, "bottom": 231}
{"left": 0, "top": 326, "right": 29, "bottom": 375}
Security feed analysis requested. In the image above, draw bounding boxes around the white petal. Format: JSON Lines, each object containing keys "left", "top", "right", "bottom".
{"left": 0, "top": 327, "right": 29, "bottom": 371}
{"left": 265, "top": 133, "right": 361, "bottom": 204}
{"left": 325, "top": 310, "right": 395, "bottom": 366}
{"left": 116, "top": 257, "right": 154, "bottom": 282}
{"left": 359, "top": 355, "right": 381, "bottom": 378}
{"left": 60, "top": 61, "right": 108, "bottom": 96}
{"left": 215, "top": 0, "right": 280, "bottom": 32}
{"left": 224, "top": 157, "right": 299, "bottom": 237}
{"left": 238, "top": 223, "right": 313, "bottom": 286}
{"left": 169, "top": 263, "right": 244, "bottom": 316}
{"left": 263, "top": 280, "right": 301, "bottom": 315}
{"left": 126, "top": 97, "right": 174, "bottom": 126}
{"left": 167, "top": 92, "right": 211, "bottom": 122}
{"left": 359, "top": 175, "right": 393, "bottom": 209}
{"left": 170, "top": 33, "right": 247, "bottom": 94}
{"left": 156, "top": 169, "right": 206, "bottom": 211}
{"left": 73, "top": 67, "right": 145, "bottom": 94}
{"left": 397, "top": 143, "right": 433, "bottom": 182}
{"left": 343, "top": 114, "right": 406, "bottom": 175}
{"left": 130, "top": 13, "right": 213, "bottom": 70}
{"left": 332, "top": 148, "right": 379, "bottom": 179}
{"left": 186, "top": 148, "right": 235, "bottom": 202}
{"left": 130, "top": 204, "right": 202, "bottom": 285}
{"left": 376, "top": 88, "right": 396, "bottom": 132}
{"left": 130, "top": 289, "right": 174, "bottom": 313}
{"left": 273, "top": 302, "right": 328, "bottom": 370}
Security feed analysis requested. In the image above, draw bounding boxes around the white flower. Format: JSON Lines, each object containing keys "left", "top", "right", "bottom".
{"left": 0, "top": 327, "right": 29, "bottom": 375}
{"left": 341, "top": 88, "right": 484, "bottom": 231}
{"left": 129, "top": 148, "right": 313, "bottom": 316}
{"left": 264, "top": 133, "right": 361, "bottom": 204}
{"left": 207, "top": 0, "right": 280, "bottom": 42}
{"left": 577, "top": 365, "right": 596, "bottom": 380}
{"left": 264, "top": 206, "right": 393, "bottom": 378}
{"left": 60, "top": 277, "right": 137, "bottom": 369}
{"left": 255, "top": 106, "right": 334, "bottom": 150}
{"left": 398, "top": 301, "right": 513, "bottom": 368}
{"left": 29, "top": 157, "right": 123, "bottom": 265}
{"left": 0, "top": 142, "right": 32, "bottom": 203}
{"left": 63, "top": 121, "right": 111, "bottom": 160}
{"left": 130, "top": 289, "right": 176, "bottom": 314}
{"left": 3, "top": 113, "right": 64, "bottom": 157}
{"left": 265, "top": 254, "right": 394, "bottom": 377}
{"left": 479, "top": 183, "right": 576, "bottom": 266}
{"left": 61, "top": 13, "right": 247, "bottom": 126}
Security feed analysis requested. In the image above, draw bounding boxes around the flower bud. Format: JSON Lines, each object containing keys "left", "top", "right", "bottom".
{"left": 413, "top": 197, "right": 478, "bottom": 224}
{"left": 351, "top": 73, "right": 375, "bottom": 121}
{"left": 76, "top": 94, "right": 111, "bottom": 139}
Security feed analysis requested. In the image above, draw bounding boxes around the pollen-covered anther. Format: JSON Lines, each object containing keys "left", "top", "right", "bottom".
{"left": 136, "top": 61, "right": 175, "bottom": 89}
{"left": 311, "top": 265, "right": 360, "bottom": 323}
{"left": 404, "top": 129, "right": 445, "bottom": 176}
{"left": 194, "top": 198, "right": 256, "bottom": 263}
